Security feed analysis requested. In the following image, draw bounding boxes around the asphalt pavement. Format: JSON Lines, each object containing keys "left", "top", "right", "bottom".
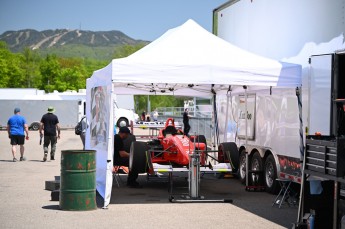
{"left": 0, "top": 129, "right": 298, "bottom": 229}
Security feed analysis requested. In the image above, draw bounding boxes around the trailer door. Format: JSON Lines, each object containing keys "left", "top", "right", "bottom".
{"left": 309, "top": 54, "right": 333, "bottom": 135}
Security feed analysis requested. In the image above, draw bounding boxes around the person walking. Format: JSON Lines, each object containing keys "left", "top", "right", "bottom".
{"left": 39, "top": 106, "right": 60, "bottom": 161}
{"left": 183, "top": 108, "right": 191, "bottom": 136}
{"left": 7, "top": 108, "right": 29, "bottom": 162}
{"left": 153, "top": 109, "right": 158, "bottom": 121}
{"left": 141, "top": 110, "right": 146, "bottom": 121}
{"left": 79, "top": 116, "right": 88, "bottom": 150}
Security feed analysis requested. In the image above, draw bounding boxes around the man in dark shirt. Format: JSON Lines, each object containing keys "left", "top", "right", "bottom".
{"left": 39, "top": 106, "right": 60, "bottom": 162}
{"left": 183, "top": 108, "right": 191, "bottom": 136}
{"left": 113, "top": 126, "right": 141, "bottom": 188}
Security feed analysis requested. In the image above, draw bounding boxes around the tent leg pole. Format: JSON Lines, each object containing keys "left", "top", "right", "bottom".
{"left": 224, "top": 91, "right": 230, "bottom": 142}
{"left": 244, "top": 86, "right": 249, "bottom": 188}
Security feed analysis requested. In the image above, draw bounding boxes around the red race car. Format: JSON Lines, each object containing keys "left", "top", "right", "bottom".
{"left": 129, "top": 118, "right": 239, "bottom": 174}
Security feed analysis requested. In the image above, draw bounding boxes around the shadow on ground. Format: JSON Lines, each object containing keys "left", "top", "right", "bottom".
{"left": 42, "top": 205, "right": 60, "bottom": 210}
{"left": 109, "top": 173, "right": 298, "bottom": 228}
{"left": 0, "top": 160, "right": 16, "bottom": 162}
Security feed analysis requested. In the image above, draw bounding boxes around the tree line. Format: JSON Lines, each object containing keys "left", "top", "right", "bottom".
{"left": 0, "top": 41, "right": 185, "bottom": 112}
{"left": 0, "top": 41, "right": 110, "bottom": 91}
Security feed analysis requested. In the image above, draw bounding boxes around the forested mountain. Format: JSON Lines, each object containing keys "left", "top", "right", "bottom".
{"left": 0, "top": 29, "right": 149, "bottom": 60}
{"left": 0, "top": 28, "right": 148, "bottom": 92}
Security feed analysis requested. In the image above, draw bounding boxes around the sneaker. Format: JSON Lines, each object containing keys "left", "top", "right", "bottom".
{"left": 13, "top": 158, "right": 18, "bottom": 162}
{"left": 20, "top": 157, "right": 25, "bottom": 161}
{"left": 43, "top": 154, "right": 47, "bottom": 162}
{"left": 50, "top": 156, "right": 55, "bottom": 160}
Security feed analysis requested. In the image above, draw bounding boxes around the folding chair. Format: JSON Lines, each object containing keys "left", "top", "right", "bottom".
{"left": 272, "top": 178, "right": 296, "bottom": 208}
{"left": 112, "top": 166, "right": 129, "bottom": 187}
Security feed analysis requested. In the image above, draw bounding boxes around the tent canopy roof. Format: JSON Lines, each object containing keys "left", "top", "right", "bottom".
{"left": 86, "top": 19, "right": 303, "bottom": 207}
{"left": 89, "top": 19, "right": 301, "bottom": 96}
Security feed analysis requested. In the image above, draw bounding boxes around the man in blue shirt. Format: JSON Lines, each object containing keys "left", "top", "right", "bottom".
{"left": 7, "top": 108, "right": 29, "bottom": 162}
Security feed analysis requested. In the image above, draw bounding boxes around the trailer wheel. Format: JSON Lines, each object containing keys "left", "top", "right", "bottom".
{"left": 117, "top": 118, "right": 129, "bottom": 127}
{"left": 30, "top": 122, "right": 40, "bottom": 131}
{"left": 129, "top": 141, "right": 149, "bottom": 173}
{"left": 238, "top": 150, "right": 248, "bottom": 184}
{"left": 218, "top": 142, "right": 239, "bottom": 173}
{"left": 250, "top": 152, "right": 264, "bottom": 187}
{"left": 264, "top": 154, "right": 279, "bottom": 194}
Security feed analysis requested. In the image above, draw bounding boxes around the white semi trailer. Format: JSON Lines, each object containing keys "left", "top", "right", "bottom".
{"left": 0, "top": 99, "right": 84, "bottom": 130}
{"left": 213, "top": 0, "right": 345, "bottom": 193}
{"left": 0, "top": 89, "right": 138, "bottom": 130}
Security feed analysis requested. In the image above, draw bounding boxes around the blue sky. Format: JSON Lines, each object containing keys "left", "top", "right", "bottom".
{"left": 0, "top": 0, "right": 227, "bottom": 41}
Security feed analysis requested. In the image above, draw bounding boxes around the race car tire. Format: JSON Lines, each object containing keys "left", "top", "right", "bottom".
{"left": 148, "top": 139, "right": 161, "bottom": 146}
{"left": 123, "top": 134, "right": 136, "bottom": 153}
{"left": 192, "top": 135, "right": 207, "bottom": 165}
{"left": 264, "top": 154, "right": 279, "bottom": 194}
{"left": 218, "top": 142, "right": 239, "bottom": 173}
{"left": 130, "top": 141, "right": 149, "bottom": 173}
{"left": 192, "top": 135, "right": 207, "bottom": 145}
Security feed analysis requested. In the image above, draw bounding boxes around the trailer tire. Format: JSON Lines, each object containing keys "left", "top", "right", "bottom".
{"left": 264, "top": 154, "right": 279, "bottom": 194}
{"left": 129, "top": 141, "right": 149, "bottom": 173}
{"left": 250, "top": 152, "right": 264, "bottom": 187}
{"left": 238, "top": 150, "right": 248, "bottom": 184}
{"left": 218, "top": 142, "right": 239, "bottom": 173}
{"left": 117, "top": 118, "right": 129, "bottom": 127}
{"left": 30, "top": 122, "right": 40, "bottom": 131}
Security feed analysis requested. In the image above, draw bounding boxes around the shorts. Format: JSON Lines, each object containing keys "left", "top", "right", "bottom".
{"left": 10, "top": 135, "right": 25, "bottom": 145}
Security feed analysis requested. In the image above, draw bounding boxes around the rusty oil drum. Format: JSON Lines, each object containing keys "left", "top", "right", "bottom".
{"left": 60, "top": 150, "right": 96, "bottom": 210}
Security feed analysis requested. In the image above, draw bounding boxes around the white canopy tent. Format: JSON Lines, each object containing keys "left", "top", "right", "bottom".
{"left": 86, "top": 19, "right": 301, "bottom": 207}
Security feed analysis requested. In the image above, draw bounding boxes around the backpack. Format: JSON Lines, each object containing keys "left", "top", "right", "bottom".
{"left": 75, "top": 117, "right": 85, "bottom": 135}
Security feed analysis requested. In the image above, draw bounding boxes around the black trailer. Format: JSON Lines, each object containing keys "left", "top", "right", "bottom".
{"left": 297, "top": 51, "right": 345, "bottom": 229}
